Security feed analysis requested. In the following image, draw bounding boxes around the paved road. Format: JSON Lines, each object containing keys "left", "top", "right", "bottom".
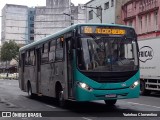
{"left": 0, "top": 79, "right": 160, "bottom": 120}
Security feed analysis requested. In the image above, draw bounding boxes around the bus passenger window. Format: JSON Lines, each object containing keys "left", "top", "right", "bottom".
{"left": 49, "top": 40, "right": 56, "bottom": 62}
{"left": 30, "top": 49, "right": 35, "bottom": 65}
{"left": 50, "top": 40, "right": 56, "bottom": 51}
{"left": 28, "top": 50, "right": 31, "bottom": 65}
{"left": 56, "top": 38, "right": 64, "bottom": 49}
{"left": 41, "top": 43, "right": 49, "bottom": 64}
{"left": 25, "top": 51, "right": 29, "bottom": 65}
{"left": 55, "top": 38, "right": 63, "bottom": 61}
{"left": 55, "top": 50, "right": 63, "bottom": 61}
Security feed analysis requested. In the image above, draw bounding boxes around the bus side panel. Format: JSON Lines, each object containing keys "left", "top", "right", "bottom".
{"left": 39, "top": 62, "right": 65, "bottom": 98}
{"left": 48, "top": 62, "right": 56, "bottom": 97}
{"left": 40, "top": 64, "right": 51, "bottom": 96}
{"left": 23, "top": 66, "right": 36, "bottom": 92}
{"left": 50, "top": 62, "right": 65, "bottom": 98}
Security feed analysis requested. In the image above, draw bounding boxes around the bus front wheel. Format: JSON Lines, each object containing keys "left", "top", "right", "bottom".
{"left": 104, "top": 99, "right": 117, "bottom": 106}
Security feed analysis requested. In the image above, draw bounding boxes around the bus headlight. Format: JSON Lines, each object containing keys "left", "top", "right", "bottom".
{"left": 130, "top": 80, "right": 139, "bottom": 89}
{"left": 77, "top": 82, "right": 93, "bottom": 91}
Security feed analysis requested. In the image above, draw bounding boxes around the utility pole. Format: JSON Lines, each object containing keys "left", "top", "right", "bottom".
{"left": 63, "top": 13, "right": 74, "bottom": 25}
{"left": 83, "top": 5, "right": 103, "bottom": 23}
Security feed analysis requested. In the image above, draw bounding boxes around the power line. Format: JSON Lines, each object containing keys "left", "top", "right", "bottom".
{"left": 83, "top": 5, "right": 103, "bottom": 23}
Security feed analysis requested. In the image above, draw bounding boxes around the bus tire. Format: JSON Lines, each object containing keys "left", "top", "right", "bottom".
{"left": 27, "top": 82, "right": 35, "bottom": 98}
{"left": 58, "top": 91, "right": 66, "bottom": 107}
{"left": 56, "top": 84, "right": 67, "bottom": 107}
{"left": 140, "top": 80, "right": 151, "bottom": 95}
{"left": 104, "top": 99, "right": 117, "bottom": 106}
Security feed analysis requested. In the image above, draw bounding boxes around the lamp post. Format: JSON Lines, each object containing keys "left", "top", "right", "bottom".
{"left": 63, "top": 13, "right": 74, "bottom": 25}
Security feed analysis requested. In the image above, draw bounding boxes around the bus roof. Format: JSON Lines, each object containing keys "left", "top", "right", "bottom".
{"left": 19, "top": 23, "right": 133, "bottom": 52}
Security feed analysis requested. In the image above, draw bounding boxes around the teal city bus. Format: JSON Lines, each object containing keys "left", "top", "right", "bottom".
{"left": 19, "top": 23, "right": 140, "bottom": 107}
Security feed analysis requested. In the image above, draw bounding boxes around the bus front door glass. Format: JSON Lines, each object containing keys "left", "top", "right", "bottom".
{"left": 78, "top": 36, "right": 138, "bottom": 72}
{"left": 66, "top": 39, "right": 74, "bottom": 98}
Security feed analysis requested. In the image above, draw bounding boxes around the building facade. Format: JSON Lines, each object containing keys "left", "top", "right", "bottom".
{"left": 34, "top": 0, "right": 86, "bottom": 41}
{"left": 1, "top": 0, "right": 86, "bottom": 45}
{"left": 85, "top": 0, "right": 130, "bottom": 24}
{"left": 122, "top": 0, "right": 160, "bottom": 40}
{"left": 34, "top": 0, "right": 71, "bottom": 41}
{"left": 1, "top": 4, "right": 29, "bottom": 46}
{"left": 71, "top": 4, "right": 86, "bottom": 24}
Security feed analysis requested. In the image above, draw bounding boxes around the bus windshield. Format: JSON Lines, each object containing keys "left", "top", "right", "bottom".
{"left": 77, "top": 35, "right": 139, "bottom": 72}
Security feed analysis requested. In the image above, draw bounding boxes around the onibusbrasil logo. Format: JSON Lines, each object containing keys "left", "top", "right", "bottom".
{"left": 139, "top": 46, "right": 154, "bottom": 63}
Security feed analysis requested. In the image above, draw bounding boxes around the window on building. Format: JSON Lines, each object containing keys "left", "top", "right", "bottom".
{"left": 30, "top": 37, "right": 34, "bottom": 41}
{"left": 154, "top": 11, "right": 158, "bottom": 30}
{"left": 97, "top": 6, "right": 102, "bottom": 17}
{"left": 30, "top": 30, "right": 34, "bottom": 34}
{"left": 104, "top": 2, "right": 109, "bottom": 10}
{"left": 89, "top": 10, "right": 93, "bottom": 20}
{"left": 41, "top": 43, "right": 49, "bottom": 64}
{"left": 111, "top": 0, "right": 114, "bottom": 7}
{"left": 139, "top": 16, "right": 143, "bottom": 34}
{"left": 139, "top": 1, "right": 142, "bottom": 10}
{"left": 148, "top": 13, "right": 151, "bottom": 31}
{"left": 30, "top": 11, "right": 33, "bottom": 14}
{"left": 151, "top": 0, "right": 153, "bottom": 4}
{"left": 148, "top": 13, "right": 151, "bottom": 23}
{"left": 128, "top": 20, "right": 133, "bottom": 27}
{"left": 30, "top": 24, "right": 34, "bottom": 27}
{"left": 30, "top": 17, "right": 34, "bottom": 21}
{"left": 145, "top": 15, "right": 148, "bottom": 32}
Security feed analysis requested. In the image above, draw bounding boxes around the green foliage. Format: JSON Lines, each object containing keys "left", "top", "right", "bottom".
{"left": 1, "top": 40, "right": 19, "bottom": 62}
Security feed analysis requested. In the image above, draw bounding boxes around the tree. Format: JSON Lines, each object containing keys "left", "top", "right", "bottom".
{"left": 1, "top": 40, "right": 19, "bottom": 62}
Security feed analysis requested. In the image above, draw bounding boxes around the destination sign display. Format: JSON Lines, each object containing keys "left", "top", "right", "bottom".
{"left": 81, "top": 26, "right": 126, "bottom": 35}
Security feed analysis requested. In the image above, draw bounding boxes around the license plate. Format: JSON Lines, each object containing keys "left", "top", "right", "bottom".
{"left": 105, "top": 94, "right": 117, "bottom": 98}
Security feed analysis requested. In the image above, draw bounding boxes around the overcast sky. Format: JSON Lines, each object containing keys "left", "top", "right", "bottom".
{"left": 0, "top": 0, "right": 89, "bottom": 43}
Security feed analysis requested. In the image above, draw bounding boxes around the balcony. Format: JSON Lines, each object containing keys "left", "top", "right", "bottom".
{"left": 126, "top": 10, "right": 136, "bottom": 18}
{"left": 122, "top": 5, "right": 136, "bottom": 20}
{"left": 139, "top": 0, "right": 158, "bottom": 13}
{"left": 123, "top": 9, "right": 136, "bottom": 21}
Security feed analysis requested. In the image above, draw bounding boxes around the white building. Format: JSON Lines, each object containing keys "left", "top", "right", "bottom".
{"left": 34, "top": 0, "right": 71, "bottom": 41}
{"left": 85, "top": 0, "right": 130, "bottom": 24}
{"left": 71, "top": 4, "right": 86, "bottom": 24}
{"left": 1, "top": 4, "right": 29, "bottom": 46}
{"left": 34, "top": 0, "right": 86, "bottom": 41}
{"left": 1, "top": 1, "right": 87, "bottom": 44}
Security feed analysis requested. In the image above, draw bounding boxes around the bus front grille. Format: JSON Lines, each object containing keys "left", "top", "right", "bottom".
{"left": 83, "top": 71, "right": 137, "bottom": 83}
{"left": 90, "top": 76, "right": 129, "bottom": 83}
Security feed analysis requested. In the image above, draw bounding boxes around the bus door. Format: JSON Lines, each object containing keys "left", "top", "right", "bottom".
{"left": 66, "top": 39, "right": 74, "bottom": 98}
{"left": 20, "top": 53, "right": 25, "bottom": 90}
{"left": 36, "top": 48, "right": 41, "bottom": 93}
